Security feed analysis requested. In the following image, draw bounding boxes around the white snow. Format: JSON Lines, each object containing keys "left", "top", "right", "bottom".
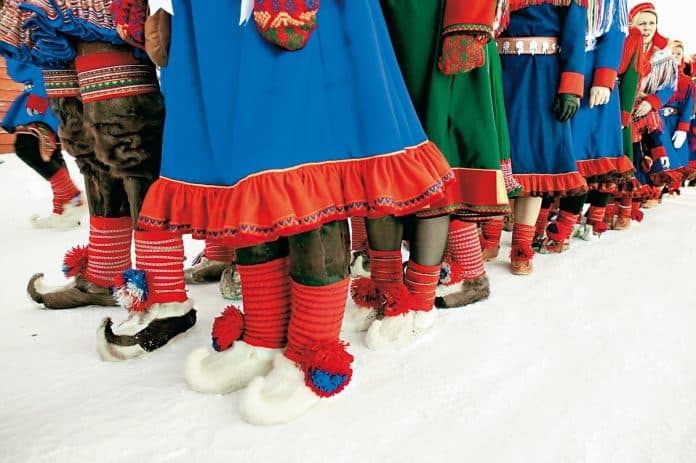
{"left": 1, "top": 153, "right": 696, "bottom": 463}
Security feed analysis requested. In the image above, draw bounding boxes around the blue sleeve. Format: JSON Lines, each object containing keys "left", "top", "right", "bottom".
{"left": 557, "top": 2, "right": 587, "bottom": 96}
{"left": 678, "top": 83, "right": 695, "bottom": 129}
{"left": 4, "top": 59, "right": 48, "bottom": 98}
{"left": 654, "top": 86, "right": 676, "bottom": 108}
{"left": 5, "top": 59, "right": 31, "bottom": 84}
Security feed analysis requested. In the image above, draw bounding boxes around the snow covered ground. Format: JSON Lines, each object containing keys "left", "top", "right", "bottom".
{"left": 1, "top": 153, "right": 695, "bottom": 463}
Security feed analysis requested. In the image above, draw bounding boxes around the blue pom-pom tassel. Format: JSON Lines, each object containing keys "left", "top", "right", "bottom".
{"left": 113, "top": 268, "right": 149, "bottom": 311}
{"left": 308, "top": 369, "right": 348, "bottom": 395}
{"left": 439, "top": 263, "right": 450, "bottom": 283}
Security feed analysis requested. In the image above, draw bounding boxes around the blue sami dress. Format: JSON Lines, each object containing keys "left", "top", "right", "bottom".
{"left": 632, "top": 35, "right": 677, "bottom": 186}
{"left": 499, "top": 2, "right": 588, "bottom": 197}
{"left": 1, "top": 58, "right": 59, "bottom": 133}
{"left": 137, "top": 0, "right": 453, "bottom": 247}
{"left": 571, "top": 0, "right": 634, "bottom": 189}
{"left": 657, "top": 73, "right": 695, "bottom": 173}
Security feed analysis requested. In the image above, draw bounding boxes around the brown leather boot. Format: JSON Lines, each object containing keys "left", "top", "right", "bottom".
{"left": 481, "top": 246, "right": 499, "bottom": 262}
{"left": 27, "top": 273, "right": 116, "bottom": 309}
{"left": 184, "top": 252, "right": 230, "bottom": 283}
{"left": 435, "top": 275, "right": 490, "bottom": 308}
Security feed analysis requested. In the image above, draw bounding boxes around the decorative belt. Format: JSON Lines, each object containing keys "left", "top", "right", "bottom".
{"left": 42, "top": 69, "right": 81, "bottom": 99}
{"left": 661, "top": 107, "right": 678, "bottom": 117}
{"left": 496, "top": 36, "right": 559, "bottom": 55}
{"left": 74, "top": 51, "right": 159, "bottom": 103}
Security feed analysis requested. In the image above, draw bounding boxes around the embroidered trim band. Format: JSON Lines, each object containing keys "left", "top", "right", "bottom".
{"left": 75, "top": 51, "right": 159, "bottom": 103}
{"left": 42, "top": 69, "right": 81, "bottom": 98}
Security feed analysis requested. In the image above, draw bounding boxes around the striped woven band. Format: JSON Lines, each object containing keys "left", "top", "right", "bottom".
{"left": 74, "top": 51, "right": 159, "bottom": 103}
{"left": 42, "top": 69, "right": 81, "bottom": 98}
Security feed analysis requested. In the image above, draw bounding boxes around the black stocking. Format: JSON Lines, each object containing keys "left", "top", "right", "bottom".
{"left": 365, "top": 215, "right": 403, "bottom": 251}
{"left": 559, "top": 193, "right": 588, "bottom": 215}
{"left": 587, "top": 190, "right": 610, "bottom": 208}
{"left": 410, "top": 215, "right": 449, "bottom": 266}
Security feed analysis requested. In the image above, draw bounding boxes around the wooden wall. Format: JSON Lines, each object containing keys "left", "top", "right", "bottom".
{"left": 0, "top": 58, "right": 23, "bottom": 154}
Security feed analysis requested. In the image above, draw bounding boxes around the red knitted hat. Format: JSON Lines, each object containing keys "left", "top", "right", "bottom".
{"left": 629, "top": 2, "right": 670, "bottom": 50}
{"left": 629, "top": 2, "right": 657, "bottom": 23}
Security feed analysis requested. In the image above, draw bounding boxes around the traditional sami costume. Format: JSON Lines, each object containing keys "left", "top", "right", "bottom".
{"left": 379, "top": 0, "right": 514, "bottom": 220}
{"left": 615, "top": 27, "right": 650, "bottom": 202}
{"left": 659, "top": 71, "right": 695, "bottom": 177}
{"left": 2, "top": 56, "right": 84, "bottom": 226}
{"left": 497, "top": 0, "right": 589, "bottom": 197}
{"left": 617, "top": 28, "right": 644, "bottom": 168}
{"left": 571, "top": 0, "right": 633, "bottom": 190}
{"left": 138, "top": 0, "right": 454, "bottom": 248}
{"left": 375, "top": 0, "right": 513, "bottom": 308}
{"left": 628, "top": 3, "right": 678, "bottom": 187}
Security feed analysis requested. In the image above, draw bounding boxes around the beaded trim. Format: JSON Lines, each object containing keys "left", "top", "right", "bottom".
{"left": 42, "top": 69, "right": 81, "bottom": 98}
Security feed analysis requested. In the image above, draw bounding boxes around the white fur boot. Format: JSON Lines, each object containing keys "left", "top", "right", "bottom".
{"left": 184, "top": 341, "right": 282, "bottom": 394}
{"left": 30, "top": 197, "right": 86, "bottom": 230}
{"left": 341, "top": 293, "right": 378, "bottom": 333}
{"left": 572, "top": 218, "right": 598, "bottom": 242}
{"left": 239, "top": 353, "right": 320, "bottom": 425}
{"left": 365, "top": 309, "right": 438, "bottom": 351}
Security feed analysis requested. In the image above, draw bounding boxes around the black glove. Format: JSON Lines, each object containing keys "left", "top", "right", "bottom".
{"left": 552, "top": 93, "right": 580, "bottom": 122}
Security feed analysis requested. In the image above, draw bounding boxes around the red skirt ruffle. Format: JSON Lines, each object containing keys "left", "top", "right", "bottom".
{"left": 576, "top": 155, "right": 635, "bottom": 192}
{"left": 138, "top": 141, "right": 454, "bottom": 247}
{"left": 513, "top": 171, "right": 588, "bottom": 198}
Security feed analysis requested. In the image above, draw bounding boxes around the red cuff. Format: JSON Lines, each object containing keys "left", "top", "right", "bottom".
{"left": 26, "top": 94, "right": 48, "bottom": 114}
{"left": 677, "top": 121, "right": 691, "bottom": 132}
{"left": 650, "top": 146, "right": 667, "bottom": 161}
{"left": 643, "top": 94, "right": 663, "bottom": 110}
{"left": 558, "top": 72, "right": 584, "bottom": 97}
{"left": 621, "top": 110, "right": 631, "bottom": 128}
{"left": 592, "top": 67, "right": 617, "bottom": 90}
{"left": 442, "top": 0, "right": 495, "bottom": 38}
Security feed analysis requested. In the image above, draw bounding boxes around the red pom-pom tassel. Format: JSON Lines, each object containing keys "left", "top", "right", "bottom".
{"left": 62, "top": 245, "right": 88, "bottom": 278}
{"left": 381, "top": 283, "right": 414, "bottom": 318}
{"left": 211, "top": 305, "right": 245, "bottom": 352}
{"left": 350, "top": 277, "right": 380, "bottom": 308}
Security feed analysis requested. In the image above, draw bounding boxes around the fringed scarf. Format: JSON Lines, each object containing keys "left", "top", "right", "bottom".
{"left": 585, "top": 0, "right": 628, "bottom": 50}
{"left": 494, "top": 0, "right": 510, "bottom": 36}
{"left": 642, "top": 46, "right": 678, "bottom": 95}
{"left": 497, "top": 0, "right": 589, "bottom": 34}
